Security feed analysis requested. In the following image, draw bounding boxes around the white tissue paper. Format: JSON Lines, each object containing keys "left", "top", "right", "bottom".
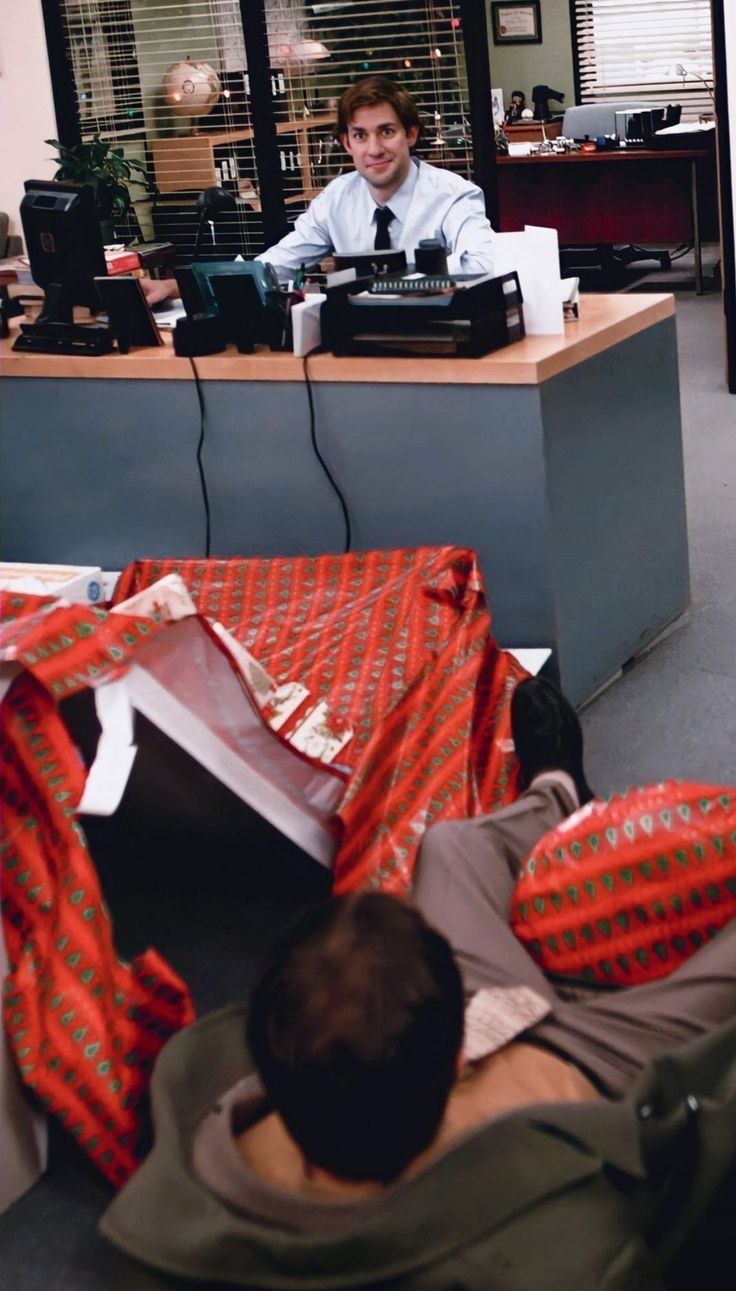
{"left": 492, "top": 225, "right": 564, "bottom": 335}
{"left": 292, "top": 293, "right": 326, "bottom": 357}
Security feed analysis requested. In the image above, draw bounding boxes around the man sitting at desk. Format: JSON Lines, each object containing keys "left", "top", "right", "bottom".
{"left": 144, "top": 75, "right": 495, "bottom": 303}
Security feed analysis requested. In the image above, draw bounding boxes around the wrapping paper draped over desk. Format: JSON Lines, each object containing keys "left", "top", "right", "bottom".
{"left": 113, "top": 547, "right": 525, "bottom": 893}
{"left": 1, "top": 547, "right": 523, "bottom": 1185}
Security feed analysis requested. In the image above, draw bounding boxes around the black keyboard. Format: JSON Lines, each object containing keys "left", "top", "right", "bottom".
{"left": 12, "top": 321, "right": 114, "bottom": 356}
{"left": 368, "top": 275, "right": 457, "bottom": 295}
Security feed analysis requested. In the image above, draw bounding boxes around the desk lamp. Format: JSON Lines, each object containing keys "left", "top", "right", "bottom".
{"left": 674, "top": 63, "right": 715, "bottom": 103}
{"left": 193, "top": 186, "right": 238, "bottom": 259}
{"left": 532, "top": 85, "right": 565, "bottom": 122}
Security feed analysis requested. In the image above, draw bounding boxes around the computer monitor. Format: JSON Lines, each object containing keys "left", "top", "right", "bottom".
{"left": 20, "top": 179, "right": 107, "bottom": 322}
{"left": 332, "top": 248, "right": 407, "bottom": 276}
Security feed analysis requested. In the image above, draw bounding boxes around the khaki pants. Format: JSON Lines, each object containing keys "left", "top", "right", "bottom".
{"left": 414, "top": 775, "right": 736, "bottom": 1096}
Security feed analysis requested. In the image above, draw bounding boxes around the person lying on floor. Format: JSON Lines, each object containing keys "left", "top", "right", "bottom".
{"left": 101, "top": 882, "right": 736, "bottom": 1290}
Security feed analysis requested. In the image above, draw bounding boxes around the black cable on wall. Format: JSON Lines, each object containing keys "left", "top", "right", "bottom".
{"left": 458, "top": 0, "right": 499, "bottom": 228}
{"left": 712, "top": 0, "right": 736, "bottom": 394}
{"left": 40, "top": 0, "right": 82, "bottom": 147}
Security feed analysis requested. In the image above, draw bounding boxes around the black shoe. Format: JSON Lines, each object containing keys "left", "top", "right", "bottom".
{"left": 510, "top": 676, "right": 594, "bottom": 805}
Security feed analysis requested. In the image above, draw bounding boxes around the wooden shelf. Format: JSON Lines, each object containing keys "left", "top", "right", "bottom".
{"left": 152, "top": 113, "right": 336, "bottom": 194}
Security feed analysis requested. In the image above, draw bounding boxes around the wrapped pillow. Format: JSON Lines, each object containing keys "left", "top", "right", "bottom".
{"left": 511, "top": 781, "right": 736, "bottom": 985}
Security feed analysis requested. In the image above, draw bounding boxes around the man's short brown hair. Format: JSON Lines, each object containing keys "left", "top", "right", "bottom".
{"left": 247, "top": 893, "right": 463, "bottom": 1184}
{"left": 336, "top": 75, "right": 422, "bottom": 139}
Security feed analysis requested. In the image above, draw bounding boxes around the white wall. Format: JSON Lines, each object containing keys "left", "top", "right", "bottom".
{"left": 0, "top": 0, "right": 57, "bottom": 240}
{"left": 487, "top": 0, "right": 575, "bottom": 120}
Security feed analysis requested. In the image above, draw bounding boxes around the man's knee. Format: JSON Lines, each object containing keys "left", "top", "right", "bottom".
{"left": 414, "top": 820, "right": 468, "bottom": 902}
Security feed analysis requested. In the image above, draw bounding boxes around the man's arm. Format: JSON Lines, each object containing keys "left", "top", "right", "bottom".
{"left": 442, "top": 185, "right": 496, "bottom": 277}
{"left": 255, "top": 190, "right": 335, "bottom": 283}
{"left": 140, "top": 276, "right": 179, "bottom": 305}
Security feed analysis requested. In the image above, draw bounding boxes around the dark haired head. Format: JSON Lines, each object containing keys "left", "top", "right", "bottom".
{"left": 336, "top": 75, "right": 422, "bottom": 141}
{"left": 247, "top": 893, "right": 463, "bottom": 1184}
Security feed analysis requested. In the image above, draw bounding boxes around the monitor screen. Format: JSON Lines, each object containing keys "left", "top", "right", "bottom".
{"left": 332, "top": 249, "right": 407, "bottom": 276}
{"left": 20, "top": 179, "right": 107, "bottom": 322}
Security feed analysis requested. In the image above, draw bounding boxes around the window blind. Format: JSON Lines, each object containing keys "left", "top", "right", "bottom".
{"left": 574, "top": 1, "right": 714, "bottom": 123}
{"left": 57, "top": 1, "right": 266, "bottom": 254}
{"left": 52, "top": 1, "right": 474, "bottom": 254}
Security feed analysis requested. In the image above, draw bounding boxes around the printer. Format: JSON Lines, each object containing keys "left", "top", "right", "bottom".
{"left": 321, "top": 271, "right": 524, "bottom": 358}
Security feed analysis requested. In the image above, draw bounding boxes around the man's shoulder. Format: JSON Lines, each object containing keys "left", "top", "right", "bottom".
{"left": 415, "top": 158, "right": 480, "bottom": 198}
{"left": 314, "top": 167, "right": 363, "bottom": 205}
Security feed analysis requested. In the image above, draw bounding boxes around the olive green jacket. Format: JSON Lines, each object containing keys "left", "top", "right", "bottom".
{"left": 101, "top": 1004, "right": 736, "bottom": 1291}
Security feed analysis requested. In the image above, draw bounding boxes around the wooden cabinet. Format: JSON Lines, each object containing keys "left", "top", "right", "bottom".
{"left": 503, "top": 120, "right": 563, "bottom": 144}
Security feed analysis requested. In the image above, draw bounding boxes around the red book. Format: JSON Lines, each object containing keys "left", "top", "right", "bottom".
{"left": 105, "top": 249, "right": 141, "bottom": 275}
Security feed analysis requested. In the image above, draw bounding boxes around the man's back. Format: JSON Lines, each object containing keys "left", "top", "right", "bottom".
{"left": 234, "top": 1038, "right": 598, "bottom": 1201}
{"left": 100, "top": 1000, "right": 736, "bottom": 1291}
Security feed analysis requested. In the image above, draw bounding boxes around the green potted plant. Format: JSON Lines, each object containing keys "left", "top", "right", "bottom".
{"left": 45, "top": 135, "right": 158, "bottom": 243}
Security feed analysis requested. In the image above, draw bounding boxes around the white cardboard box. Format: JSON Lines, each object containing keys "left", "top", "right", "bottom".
{"left": 0, "top": 563, "right": 104, "bottom": 605}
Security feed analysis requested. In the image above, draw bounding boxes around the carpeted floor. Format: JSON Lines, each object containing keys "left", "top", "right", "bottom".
{"left": 2, "top": 265, "right": 735, "bottom": 1290}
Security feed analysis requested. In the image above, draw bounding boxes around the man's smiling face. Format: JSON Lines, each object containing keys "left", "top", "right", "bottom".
{"left": 340, "top": 101, "right": 419, "bottom": 201}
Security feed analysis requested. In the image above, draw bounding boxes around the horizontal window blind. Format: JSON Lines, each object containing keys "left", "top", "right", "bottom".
{"left": 59, "top": 0, "right": 265, "bottom": 254}
{"left": 52, "top": 1, "right": 474, "bottom": 253}
{"left": 574, "top": 1, "right": 714, "bottom": 123}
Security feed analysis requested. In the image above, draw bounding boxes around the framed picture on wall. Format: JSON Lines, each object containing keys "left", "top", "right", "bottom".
{"left": 490, "top": 2, "right": 542, "bottom": 46}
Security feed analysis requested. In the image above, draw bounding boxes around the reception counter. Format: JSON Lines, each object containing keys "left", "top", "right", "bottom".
{"left": 1, "top": 293, "right": 689, "bottom": 704}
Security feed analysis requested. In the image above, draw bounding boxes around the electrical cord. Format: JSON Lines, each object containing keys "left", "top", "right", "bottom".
{"left": 669, "top": 242, "right": 695, "bottom": 262}
{"left": 188, "top": 355, "right": 212, "bottom": 558}
{"left": 303, "top": 349, "right": 351, "bottom": 553}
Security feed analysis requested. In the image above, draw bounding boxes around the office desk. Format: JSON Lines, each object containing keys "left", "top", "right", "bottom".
{"left": 497, "top": 148, "right": 711, "bottom": 292}
{"left": 1, "top": 294, "right": 689, "bottom": 704}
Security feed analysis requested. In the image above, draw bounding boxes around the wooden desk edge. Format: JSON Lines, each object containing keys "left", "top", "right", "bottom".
{"left": 0, "top": 294, "right": 675, "bottom": 386}
{"left": 496, "top": 148, "right": 708, "bottom": 165}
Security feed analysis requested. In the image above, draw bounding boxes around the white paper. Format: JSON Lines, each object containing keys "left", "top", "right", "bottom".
{"left": 151, "top": 301, "right": 187, "bottom": 329}
{"left": 123, "top": 663, "right": 339, "bottom": 867}
{"left": 291, "top": 293, "right": 325, "bottom": 356}
{"left": 77, "top": 679, "right": 137, "bottom": 816}
{"left": 492, "top": 226, "right": 564, "bottom": 335}
{"left": 503, "top": 647, "right": 552, "bottom": 676}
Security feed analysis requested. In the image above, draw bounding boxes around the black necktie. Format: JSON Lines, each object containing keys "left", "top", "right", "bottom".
{"left": 374, "top": 206, "right": 395, "bottom": 251}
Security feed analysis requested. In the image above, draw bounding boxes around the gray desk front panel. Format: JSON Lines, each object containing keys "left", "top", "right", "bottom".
{"left": 2, "top": 316, "right": 688, "bottom": 702}
{"left": 542, "top": 316, "right": 690, "bottom": 698}
{"left": 202, "top": 379, "right": 555, "bottom": 644}
{"left": 2, "top": 379, "right": 206, "bottom": 567}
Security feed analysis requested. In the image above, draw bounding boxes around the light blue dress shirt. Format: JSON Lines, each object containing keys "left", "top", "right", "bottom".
{"left": 256, "top": 157, "right": 496, "bottom": 281}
